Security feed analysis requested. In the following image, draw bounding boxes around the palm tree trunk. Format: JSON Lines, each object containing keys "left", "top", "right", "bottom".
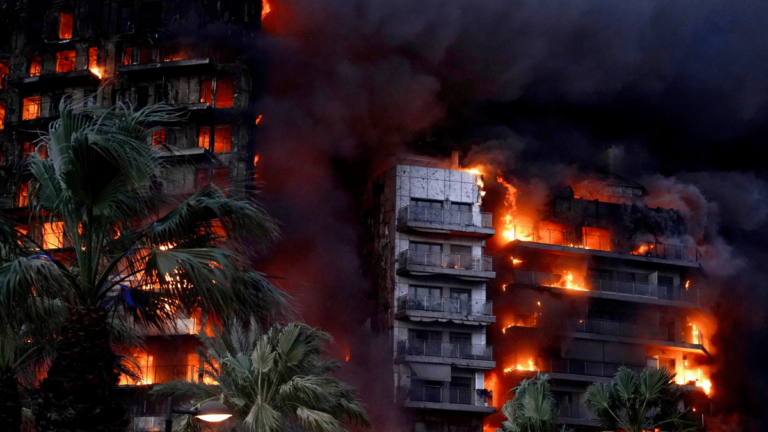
{"left": 32, "top": 306, "right": 128, "bottom": 432}
{"left": 0, "top": 372, "right": 21, "bottom": 432}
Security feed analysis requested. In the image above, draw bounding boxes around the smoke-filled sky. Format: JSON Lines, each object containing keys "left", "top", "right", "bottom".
{"left": 252, "top": 0, "right": 768, "bottom": 429}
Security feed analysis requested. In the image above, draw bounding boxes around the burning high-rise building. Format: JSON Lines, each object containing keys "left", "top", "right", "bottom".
{"left": 0, "top": 0, "right": 265, "bottom": 429}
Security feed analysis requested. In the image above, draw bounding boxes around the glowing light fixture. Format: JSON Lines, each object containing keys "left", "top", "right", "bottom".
{"left": 195, "top": 402, "right": 232, "bottom": 422}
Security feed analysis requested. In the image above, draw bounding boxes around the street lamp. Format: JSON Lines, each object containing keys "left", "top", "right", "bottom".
{"left": 165, "top": 397, "right": 232, "bottom": 432}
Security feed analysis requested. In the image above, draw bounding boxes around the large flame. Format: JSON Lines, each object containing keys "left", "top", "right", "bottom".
{"left": 561, "top": 271, "right": 587, "bottom": 291}
{"left": 262, "top": 0, "right": 271, "bottom": 19}
{"left": 503, "top": 358, "right": 538, "bottom": 374}
{"left": 676, "top": 368, "right": 712, "bottom": 395}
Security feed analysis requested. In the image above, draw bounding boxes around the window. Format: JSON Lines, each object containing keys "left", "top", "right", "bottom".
{"left": 409, "top": 329, "right": 441, "bottom": 342}
{"left": 409, "top": 242, "right": 442, "bottom": 252}
{"left": 213, "top": 125, "right": 231, "bottom": 152}
{"left": 152, "top": 129, "right": 166, "bottom": 146}
{"left": 195, "top": 168, "right": 231, "bottom": 193}
{"left": 136, "top": 86, "right": 149, "bottom": 109}
{"left": 0, "top": 60, "right": 8, "bottom": 89}
{"left": 58, "top": 11, "right": 74, "bottom": 40}
{"left": 22, "top": 96, "right": 42, "bottom": 120}
{"left": 408, "top": 286, "right": 441, "bottom": 311}
{"left": 118, "top": 348, "right": 154, "bottom": 386}
{"left": 198, "top": 126, "right": 211, "bottom": 149}
{"left": 450, "top": 245, "right": 471, "bottom": 255}
{"left": 88, "top": 47, "right": 98, "bottom": 71}
{"left": 200, "top": 80, "right": 213, "bottom": 104}
{"left": 657, "top": 275, "right": 674, "bottom": 287}
{"left": 29, "top": 60, "right": 41, "bottom": 77}
{"left": 42, "top": 221, "right": 64, "bottom": 249}
{"left": 411, "top": 198, "right": 441, "bottom": 208}
{"left": 449, "top": 332, "right": 471, "bottom": 345}
{"left": 215, "top": 78, "right": 234, "bottom": 107}
{"left": 56, "top": 50, "right": 77, "bottom": 73}
{"left": 17, "top": 183, "right": 29, "bottom": 207}
{"left": 123, "top": 47, "right": 133, "bottom": 65}
{"left": 139, "top": 45, "right": 153, "bottom": 63}
{"left": 0, "top": 101, "right": 5, "bottom": 130}
{"left": 22, "top": 142, "right": 35, "bottom": 156}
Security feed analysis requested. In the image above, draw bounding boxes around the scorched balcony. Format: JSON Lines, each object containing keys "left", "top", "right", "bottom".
{"left": 395, "top": 339, "right": 495, "bottom": 369}
{"left": 395, "top": 295, "right": 495, "bottom": 324}
{"left": 400, "top": 384, "right": 495, "bottom": 413}
{"left": 396, "top": 205, "right": 495, "bottom": 238}
{"left": 397, "top": 250, "right": 495, "bottom": 280}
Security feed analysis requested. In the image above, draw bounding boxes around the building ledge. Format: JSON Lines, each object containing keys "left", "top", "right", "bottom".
{"left": 396, "top": 219, "right": 495, "bottom": 238}
{"left": 515, "top": 241, "right": 701, "bottom": 268}
{"left": 8, "top": 69, "right": 98, "bottom": 90}
{"left": 403, "top": 400, "right": 495, "bottom": 413}
{"left": 395, "top": 309, "right": 495, "bottom": 325}
{"left": 395, "top": 355, "right": 495, "bottom": 370}
{"left": 572, "top": 332, "right": 710, "bottom": 355}
{"left": 511, "top": 282, "right": 701, "bottom": 310}
{"left": 117, "top": 58, "right": 215, "bottom": 76}
{"left": 396, "top": 264, "right": 495, "bottom": 281}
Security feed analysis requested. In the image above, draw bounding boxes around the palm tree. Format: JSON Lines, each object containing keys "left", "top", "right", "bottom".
{"left": 497, "top": 373, "right": 558, "bottom": 432}
{"left": 584, "top": 367, "right": 698, "bottom": 432}
{"left": 151, "top": 319, "right": 370, "bottom": 432}
{"left": 0, "top": 96, "right": 287, "bottom": 431}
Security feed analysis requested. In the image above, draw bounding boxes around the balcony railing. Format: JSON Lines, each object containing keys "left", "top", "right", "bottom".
{"left": 513, "top": 269, "right": 700, "bottom": 304}
{"left": 510, "top": 224, "right": 701, "bottom": 263}
{"left": 574, "top": 319, "right": 671, "bottom": 341}
{"left": 11, "top": 55, "right": 91, "bottom": 78}
{"left": 396, "top": 339, "right": 493, "bottom": 361}
{"left": 540, "top": 358, "right": 645, "bottom": 378}
{"left": 397, "top": 206, "right": 493, "bottom": 228}
{"left": 398, "top": 250, "right": 493, "bottom": 272}
{"left": 119, "top": 365, "right": 197, "bottom": 386}
{"left": 397, "top": 294, "right": 493, "bottom": 317}
{"left": 405, "top": 384, "right": 474, "bottom": 405}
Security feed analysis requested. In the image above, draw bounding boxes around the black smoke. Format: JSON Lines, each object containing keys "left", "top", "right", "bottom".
{"left": 252, "top": 0, "right": 768, "bottom": 429}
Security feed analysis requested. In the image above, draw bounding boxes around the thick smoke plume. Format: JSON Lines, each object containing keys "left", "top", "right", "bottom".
{"left": 252, "top": 0, "right": 768, "bottom": 429}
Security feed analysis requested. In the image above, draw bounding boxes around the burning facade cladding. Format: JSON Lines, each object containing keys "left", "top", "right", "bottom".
{"left": 0, "top": 0, "right": 264, "bottom": 430}
{"left": 369, "top": 155, "right": 712, "bottom": 432}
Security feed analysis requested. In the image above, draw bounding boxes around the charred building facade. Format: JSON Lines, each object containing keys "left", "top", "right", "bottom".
{"left": 493, "top": 172, "right": 712, "bottom": 429}
{"left": 368, "top": 159, "right": 497, "bottom": 432}
{"left": 0, "top": 0, "right": 264, "bottom": 430}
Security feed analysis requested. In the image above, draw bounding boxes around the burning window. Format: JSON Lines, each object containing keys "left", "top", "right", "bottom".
{"left": 123, "top": 47, "right": 133, "bottom": 66}
{"left": 152, "top": 129, "right": 166, "bottom": 146}
{"left": 88, "top": 47, "right": 101, "bottom": 79}
{"left": 58, "top": 11, "right": 73, "bottom": 40}
{"left": 215, "top": 78, "right": 234, "bottom": 107}
{"left": 198, "top": 126, "right": 211, "bottom": 149}
{"left": 119, "top": 348, "right": 154, "bottom": 386}
{"left": 22, "top": 142, "right": 35, "bottom": 156}
{"left": 42, "top": 221, "right": 64, "bottom": 249}
{"left": 200, "top": 80, "right": 213, "bottom": 104}
{"left": 29, "top": 59, "right": 41, "bottom": 77}
{"left": 22, "top": 96, "right": 42, "bottom": 120}
{"left": 17, "top": 183, "right": 29, "bottom": 207}
{"left": 161, "top": 45, "right": 187, "bottom": 62}
{"left": 0, "top": 60, "right": 8, "bottom": 89}
{"left": 213, "top": 125, "right": 232, "bottom": 152}
{"left": 55, "top": 50, "right": 76, "bottom": 73}
{"left": 139, "top": 45, "right": 153, "bottom": 63}
{"left": 0, "top": 101, "right": 5, "bottom": 130}
{"left": 582, "top": 227, "right": 612, "bottom": 251}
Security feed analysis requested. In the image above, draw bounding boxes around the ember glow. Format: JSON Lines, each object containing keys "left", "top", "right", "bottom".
{"left": 255, "top": 114, "right": 263, "bottom": 125}
{"left": 261, "top": 0, "right": 271, "bottom": 19}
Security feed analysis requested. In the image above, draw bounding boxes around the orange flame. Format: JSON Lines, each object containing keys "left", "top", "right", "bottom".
{"left": 511, "top": 257, "right": 523, "bottom": 265}
{"left": 676, "top": 368, "right": 712, "bottom": 395}
{"left": 561, "top": 271, "right": 587, "bottom": 291}
{"left": 685, "top": 280, "right": 690, "bottom": 290}
{"left": 504, "top": 358, "right": 538, "bottom": 373}
{"left": 89, "top": 68, "right": 103, "bottom": 79}
{"left": 262, "top": 0, "right": 271, "bottom": 19}
{"left": 255, "top": 114, "right": 263, "bottom": 125}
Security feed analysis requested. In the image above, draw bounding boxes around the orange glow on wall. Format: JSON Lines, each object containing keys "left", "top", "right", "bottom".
{"left": 22, "top": 96, "right": 41, "bottom": 120}
{"left": 582, "top": 227, "right": 612, "bottom": 251}
{"left": 56, "top": 50, "right": 77, "bottom": 73}
{"left": 152, "top": 129, "right": 166, "bottom": 146}
{"left": 262, "top": 0, "right": 271, "bottom": 19}
{"left": 28, "top": 60, "right": 41, "bottom": 77}
{"left": 88, "top": 47, "right": 102, "bottom": 78}
{"left": 123, "top": 47, "right": 133, "bottom": 65}
{"left": 0, "top": 61, "right": 8, "bottom": 89}
{"left": 42, "top": 222, "right": 64, "bottom": 249}
{"left": 0, "top": 101, "right": 5, "bottom": 130}
{"left": 58, "top": 11, "right": 73, "bottom": 39}
{"left": 215, "top": 78, "right": 234, "bottom": 107}
{"left": 17, "top": 183, "right": 29, "bottom": 207}
{"left": 200, "top": 80, "right": 213, "bottom": 104}
{"left": 198, "top": 126, "right": 211, "bottom": 149}
{"left": 119, "top": 348, "right": 154, "bottom": 386}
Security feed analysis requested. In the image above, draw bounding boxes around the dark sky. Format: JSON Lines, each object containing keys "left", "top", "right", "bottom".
{"left": 254, "top": 0, "right": 768, "bottom": 429}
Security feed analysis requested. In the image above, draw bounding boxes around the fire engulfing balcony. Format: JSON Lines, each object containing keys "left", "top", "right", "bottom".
{"left": 396, "top": 205, "right": 494, "bottom": 237}
{"left": 118, "top": 365, "right": 197, "bottom": 386}
{"left": 396, "top": 339, "right": 495, "bottom": 369}
{"left": 397, "top": 250, "right": 495, "bottom": 280}
{"left": 540, "top": 357, "right": 645, "bottom": 380}
{"left": 8, "top": 55, "right": 98, "bottom": 89}
{"left": 395, "top": 295, "right": 495, "bottom": 324}
{"left": 513, "top": 269, "right": 700, "bottom": 306}
{"left": 399, "top": 384, "right": 495, "bottom": 413}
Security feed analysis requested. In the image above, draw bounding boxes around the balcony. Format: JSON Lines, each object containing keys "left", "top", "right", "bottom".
{"left": 118, "top": 365, "right": 197, "bottom": 386}
{"left": 541, "top": 358, "right": 645, "bottom": 381}
{"left": 574, "top": 319, "right": 671, "bottom": 341}
{"left": 510, "top": 225, "right": 701, "bottom": 266}
{"left": 513, "top": 269, "right": 700, "bottom": 307}
{"left": 396, "top": 339, "right": 495, "bottom": 369}
{"left": 395, "top": 295, "right": 495, "bottom": 325}
{"left": 8, "top": 55, "right": 98, "bottom": 90}
{"left": 396, "top": 205, "right": 494, "bottom": 238}
{"left": 400, "top": 384, "right": 495, "bottom": 413}
{"left": 557, "top": 404, "right": 599, "bottom": 426}
{"left": 118, "top": 46, "right": 215, "bottom": 77}
{"left": 397, "top": 250, "right": 495, "bottom": 280}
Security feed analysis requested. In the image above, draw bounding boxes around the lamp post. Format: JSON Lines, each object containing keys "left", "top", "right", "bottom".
{"left": 164, "top": 396, "right": 232, "bottom": 432}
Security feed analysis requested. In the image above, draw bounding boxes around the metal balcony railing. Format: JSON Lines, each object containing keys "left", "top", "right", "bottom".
{"left": 398, "top": 250, "right": 493, "bottom": 272}
{"left": 397, "top": 295, "right": 493, "bottom": 317}
{"left": 513, "top": 269, "right": 700, "bottom": 304}
{"left": 119, "top": 365, "right": 197, "bottom": 386}
{"left": 396, "top": 339, "right": 493, "bottom": 361}
{"left": 589, "top": 278, "right": 699, "bottom": 303}
{"left": 574, "top": 319, "right": 671, "bottom": 341}
{"left": 540, "top": 358, "right": 645, "bottom": 378}
{"left": 510, "top": 224, "right": 701, "bottom": 263}
{"left": 404, "top": 385, "right": 474, "bottom": 405}
{"left": 397, "top": 206, "right": 493, "bottom": 228}
{"left": 10, "top": 55, "right": 91, "bottom": 78}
